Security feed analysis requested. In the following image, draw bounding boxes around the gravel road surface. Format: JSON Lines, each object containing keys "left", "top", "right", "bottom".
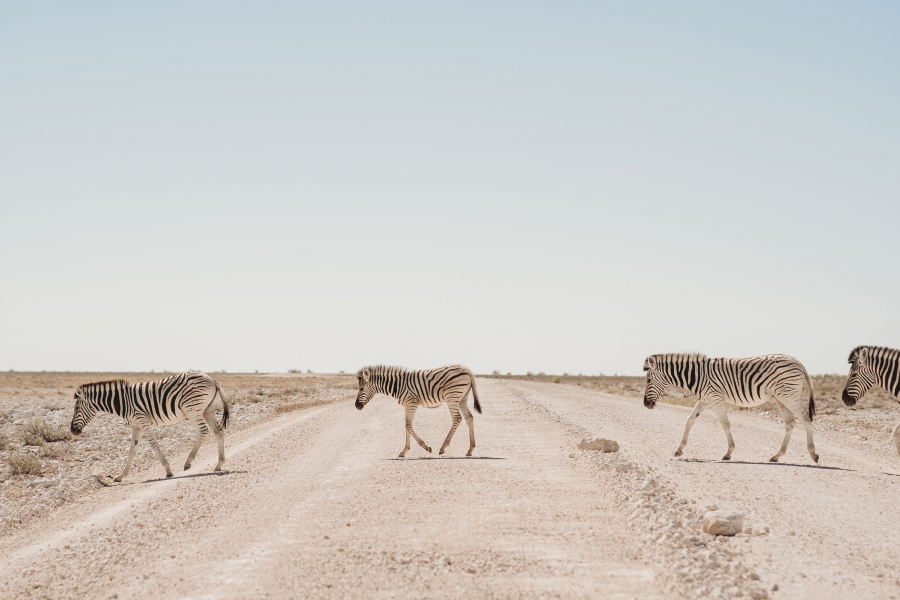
{"left": 1, "top": 379, "right": 898, "bottom": 599}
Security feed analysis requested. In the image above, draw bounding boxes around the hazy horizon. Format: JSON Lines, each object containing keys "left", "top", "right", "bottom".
{"left": 2, "top": 3, "right": 899, "bottom": 376}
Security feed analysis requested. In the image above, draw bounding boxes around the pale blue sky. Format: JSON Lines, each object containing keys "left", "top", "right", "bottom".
{"left": 1, "top": 2, "right": 898, "bottom": 375}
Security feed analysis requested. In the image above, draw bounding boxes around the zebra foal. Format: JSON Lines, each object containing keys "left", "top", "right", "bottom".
{"left": 70, "top": 371, "right": 229, "bottom": 481}
{"left": 354, "top": 365, "right": 482, "bottom": 457}
{"left": 842, "top": 345, "right": 900, "bottom": 458}
{"left": 643, "top": 353, "right": 818, "bottom": 463}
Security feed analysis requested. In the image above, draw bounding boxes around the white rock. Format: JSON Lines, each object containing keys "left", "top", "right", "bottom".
{"left": 702, "top": 510, "right": 744, "bottom": 536}
{"left": 577, "top": 438, "right": 619, "bottom": 452}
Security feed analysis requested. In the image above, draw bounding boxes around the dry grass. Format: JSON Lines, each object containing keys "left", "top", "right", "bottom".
{"left": 39, "top": 442, "right": 74, "bottom": 461}
{"left": 6, "top": 451, "right": 47, "bottom": 476}
{"left": 23, "top": 419, "right": 72, "bottom": 446}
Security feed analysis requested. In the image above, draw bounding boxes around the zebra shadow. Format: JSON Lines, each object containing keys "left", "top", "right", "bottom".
{"left": 678, "top": 458, "right": 854, "bottom": 472}
{"left": 99, "top": 470, "right": 249, "bottom": 486}
{"left": 382, "top": 456, "right": 506, "bottom": 461}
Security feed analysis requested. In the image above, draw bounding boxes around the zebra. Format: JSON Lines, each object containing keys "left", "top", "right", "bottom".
{"left": 643, "top": 353, "right": 818, "bottom": 463}
{"left": 842, "top": 345, "right": 900, "bottom": 458}
{"left": 69, "top": 371, "right": 229, "bottom": 481}
{"left": 354, "top": 364, "right": 482, "bottom": 457}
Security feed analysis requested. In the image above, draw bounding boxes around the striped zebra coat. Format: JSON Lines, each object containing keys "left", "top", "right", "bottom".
{"left": 355, "top": 365, "right": 482, "bottom": 457}
{"left": 643, "top": 353, "right": 818, "bottom": 463}
{"left": 842, "top": 345, "right": 900, "bottom": 458}
{"left": 70, "top": 371, "right": 229, "bottom": 481}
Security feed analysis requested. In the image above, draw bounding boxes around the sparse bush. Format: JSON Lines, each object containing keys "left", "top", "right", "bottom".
{"left": 40, "top": 442, "right": 73, "bottom": 461}
{"left": 0, "top": 432, "right": 12, "bottom": 451}
{"left": 24, "top": 419, "right": 71, "bottom": 445}
{"left": 552, "top": 376, "right": 561, "bottom": 384}
{"left": 492, "top": 370, "right": 500, "bottom": 376}
{"left": 6, "top": 452, "right": 46, "bottom": 476}
{"left": 23, "top": 432, "right": 45, "bottom": 446}
{"left": 288, "top": 369, "right": 302, "bottom": 374}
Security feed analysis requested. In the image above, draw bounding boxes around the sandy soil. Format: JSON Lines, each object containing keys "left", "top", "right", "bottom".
{"left": 1, "top": 378, "right": 899, "bottom": 599}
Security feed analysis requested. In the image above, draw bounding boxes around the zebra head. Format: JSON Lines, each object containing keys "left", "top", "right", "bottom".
{"left": 842, "top": 346, "right": 876, "bottom": 407}
{"left": 70, "top": 386, "right": 98, "bottom": 435}
{"left": 355, "top": 368, "right": 375, "bottom": 410}
{"left": 642, "top": 355, "right": 668, "bottom": 409}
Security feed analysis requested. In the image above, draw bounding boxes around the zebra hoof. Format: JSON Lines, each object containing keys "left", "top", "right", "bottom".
{"left": 674, "top": 450, "right": 682, "bottom": 457}
{"left": 214, "top": 465, "right": 223, "bottom": 472}
{"left": 439, "top": 449, "right": 445, "bottom": 455}
{"left": 769, "top": 456, "right": 779, "bottom": 463}
{"left": 426, "top": 447, "right": 432, "bottom": 453}
{"left": 113, "top": 476, "right": 123, "bottom": 482}
{"left": 184, "top": 464, "right": 191, "bottom": 471}
{"left": 813, "top": 454, "right": 820, "bottom": 463}
{"left": 165, "top": 472, "right": 173, "bottom": 478}
{"left": 722, "top": 455, "right": 731, "bottom": 461}
{"left": 466, "top": 452, "right": 473, "bottom": 457}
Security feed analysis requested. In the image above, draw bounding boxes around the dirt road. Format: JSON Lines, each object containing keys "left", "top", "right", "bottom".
{"left": 1, "top": 379, "right": 899, "bottom": 599}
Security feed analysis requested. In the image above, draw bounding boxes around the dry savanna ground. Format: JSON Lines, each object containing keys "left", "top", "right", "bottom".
{"left": 0, "top": 371, "right": 356, "bottom": 537}
{"left": 2, "top": 371, "right": 900, "bottom": 600}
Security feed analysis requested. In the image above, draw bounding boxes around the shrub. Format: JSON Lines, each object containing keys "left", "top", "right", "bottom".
{"left": 0, "top": 432, "right": 12, "bottom": 451}
{"left": 24, "top": 419, "right": 72, "bottom": 445}
{"left": 552, "top": 376, "right": 561, "bottom": 384}
{"left": 7, "top": 452, "right": 46, "bottom": 476}
{"left": 40, "top": 442, "right": 73, "bottom": 460}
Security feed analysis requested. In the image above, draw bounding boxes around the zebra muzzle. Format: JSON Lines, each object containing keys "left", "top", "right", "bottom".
{"left": 841, "top": 389, "right": 857, "bottom": 406}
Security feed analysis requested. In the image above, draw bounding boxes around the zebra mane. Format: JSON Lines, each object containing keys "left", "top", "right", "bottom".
{"left": 652, "top": 353, "right": 708, "bottom": 366}
{"left": 77, "top": 379, "right": 129, "bottom": 394}
{"left": 849, "top": 345, "right": 900, "bottom": 364}
{"left": 357, "top": 365, "right": 408, "bottom": 379}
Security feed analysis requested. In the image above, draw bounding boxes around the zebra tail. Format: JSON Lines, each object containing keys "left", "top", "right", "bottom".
{"left": 469, "top": 370, "right": 482, "bottom": 414}
{"left": 214, "top": 379, "right": 230, "bottom": 429}
{"left": 799, "top": 362, "right": 815, "bottom": 422}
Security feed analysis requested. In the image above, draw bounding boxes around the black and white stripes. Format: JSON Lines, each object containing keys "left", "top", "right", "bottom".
{"left": 354, "top": 364, "right": 482, "bottom": 457}
{"left": 643, "top": 353, "right": 818, "bottom": 463}
{"left": 842, "top": 345, "right": 900, "bottom": 457}
{"left": 70, "top": 371, "right": 229, "bottom": 481}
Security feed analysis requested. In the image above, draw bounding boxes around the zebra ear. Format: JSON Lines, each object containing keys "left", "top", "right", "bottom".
{"left": 858, "top": 347, "right": 869, "bottom": 364}
{"left": 362, "top": 368, "right": 370, "bottom": 383}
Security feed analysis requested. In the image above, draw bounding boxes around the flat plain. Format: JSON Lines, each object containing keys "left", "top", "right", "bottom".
{"left": 1, "top": 372, "right": 899, "bottom": 599}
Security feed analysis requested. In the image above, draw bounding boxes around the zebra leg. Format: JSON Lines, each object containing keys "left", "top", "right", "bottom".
{"left": 203, "top": 403, "right": 226, "bottom": 471}
{"left": 439, "top": 401, "right": 463, "bottom": 455}
{"left": 769, "top": 401, "right": 796, "bottom": 462}
{"left": 184, "top": 415, "right": 209, "bottom": 471}
{"left": 114, "top": 426, "right": 143, "bottom": 482}
{"left": 799, "top": 410, "right": 819, "bottom": 463}
{"left": 141, "top": 424, "right": 174, "bottom": 478}
{"left": 402, "top": 404, "right": 431, "bottom": 456}
{"left": 674, "top": 401, "right": 706, "bottom": 457}
{"left": 460, "top": 396, "right": 476, "bottom": 456}
{"left": 710, "top": 403, "right": 736, "bottom": 460}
